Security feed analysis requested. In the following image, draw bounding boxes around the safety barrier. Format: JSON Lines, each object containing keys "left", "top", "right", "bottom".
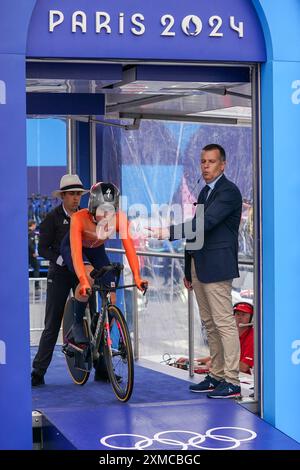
{"left": 105, "top": 248, "right": 253, "bottom": 372}
{"left": 29, "top": 277, "right": 64, "bottom": 346}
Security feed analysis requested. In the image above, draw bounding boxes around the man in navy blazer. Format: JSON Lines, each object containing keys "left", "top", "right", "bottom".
{"left": 181, "top": 161, "right": 241, "bottom": 286}
{"left": 150, "top": 144, "right": 242, "bottom": 398}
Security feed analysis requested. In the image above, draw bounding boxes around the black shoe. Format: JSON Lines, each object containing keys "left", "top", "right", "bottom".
{"left": 207, "top": 380, "right": 241, "bottom": 399}
{"left": 31, "top": 371, "right": 45, "bottom": 387}
{"left": 94, "top": 357, "right": 109, "bottom": 382}
{"left": 94, "top": 369, "right": 122, "bottom": 383}
{"left": 94, "top": 357, "right": 122, "bottom": 383}
{"left": 189, "top": 374, "right": 221, "bottom": 393}
{"left": 94, "top": 369, "right": 110, "bottom": 382}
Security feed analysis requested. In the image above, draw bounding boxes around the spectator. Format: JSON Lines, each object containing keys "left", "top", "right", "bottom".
{"left": 233, "top": 301, "right": 254, "bottom": 374}
{"left": 28, "top": 219, "right": 40, "bottom": 289}
{"left": 149, "top": 144, "right": 242, "bottom": 398}
{"left": 197, "top": 301, "right": 254, "bottom": 374}
{"left": 31, "top": 174, "right": 89, "bottom": 386}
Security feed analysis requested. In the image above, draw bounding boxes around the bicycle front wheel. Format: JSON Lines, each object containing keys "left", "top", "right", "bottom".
{"left": 104, "top": 305, "right": 134, "bottom": 402}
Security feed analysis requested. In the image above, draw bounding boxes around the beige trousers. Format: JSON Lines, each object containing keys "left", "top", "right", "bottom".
{"left": 191, "top": 259, "right": 240, "bottom": 385}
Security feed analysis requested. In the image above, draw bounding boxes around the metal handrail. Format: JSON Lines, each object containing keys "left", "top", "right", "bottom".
{"left": 106, "top": 246, "right": 253, "bottom": 265}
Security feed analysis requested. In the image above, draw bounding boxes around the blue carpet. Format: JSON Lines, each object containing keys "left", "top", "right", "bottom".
{"left": 31, "top": 347, "right": 204, "bottom": 409}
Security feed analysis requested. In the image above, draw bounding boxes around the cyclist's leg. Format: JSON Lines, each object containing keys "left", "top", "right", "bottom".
{"left": 84, "top": 244, "right": 116, "bottom": 303}
{"left": 61, "top": 234, "right": 93, "bottom": 344}
{"left": 83, "top": 245, "right": 117, "bottom": 380}
{"left": 70, "top": 264, "right": 94, "bottom": 344}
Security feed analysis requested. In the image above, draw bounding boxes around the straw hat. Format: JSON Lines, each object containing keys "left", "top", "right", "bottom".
{"left": 52, "top": 174, "right": 89, "bottom": 199}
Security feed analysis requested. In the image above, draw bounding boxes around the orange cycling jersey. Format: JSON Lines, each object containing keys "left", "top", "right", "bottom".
{"left": 70, "top": 208, "right": 142, "bottom": 290}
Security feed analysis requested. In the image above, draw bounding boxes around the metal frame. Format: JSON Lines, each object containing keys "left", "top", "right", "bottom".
{"left": 188, "top": 290, "right": 195, "bottom": 377}
{"left": 69, "top": 115, "right": 141, "bottom": 131}
{"left": 89, "top": 117, "right": 97, "bottom": 185}
{"left": 235, "top": 64, "right": 261, "bottom": 413}
{"left": 66, "top": 117, "right": 77, "bottom": 173}
{"left": 27, "top": 58, "right": 252, "bottom": 128}
{"left": 27, "top": 58, "right": 256, "bottom": 68}
{"left": 31, "top": 59, "right": 259, "bottom": 399}
{"left": 253, "top": 64, "right": 263, "bottom": 417}
{"left": 120, "top": 112, "right": 239, "bottom": 126}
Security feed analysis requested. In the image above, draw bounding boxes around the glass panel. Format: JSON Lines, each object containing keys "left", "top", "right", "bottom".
{"left": 102, "top": 119, "right": 254, "bottom": 377}
{"left": 132, "top": 254, "right": 208, "bottom": 362}
{"left": 27, "top": 118, "right": 67, "bottom": 345}
{"left": 27, "top": 118, "right": 67, "bottom": 223}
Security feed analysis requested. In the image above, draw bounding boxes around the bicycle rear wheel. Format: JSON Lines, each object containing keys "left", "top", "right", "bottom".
{"left": 62, "top": 297, "right": 90, "bottom": 385}
{"left": 104, "top": 305, "right": 134, "bottom": 402}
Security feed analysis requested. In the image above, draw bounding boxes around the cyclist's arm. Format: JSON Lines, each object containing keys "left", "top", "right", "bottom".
{"left": 38, "top": 212, "right": 58, "bottom": 263}
{"left": 70, "top": 212, "right": 90, "bottom": 288}
{"left": 117, "top": 211, "right": 141, "bottom": 283}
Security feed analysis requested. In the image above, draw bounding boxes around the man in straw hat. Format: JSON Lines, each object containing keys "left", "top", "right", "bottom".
{"left": 31, "top": 174, "right": 90, "bottom": 386}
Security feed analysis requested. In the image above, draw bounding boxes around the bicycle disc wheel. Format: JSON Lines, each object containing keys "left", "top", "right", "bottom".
{"left": 62, "top": 297, "right": 90, "bottom": 385}
{"left": 104, "top": 305, "right": 134, "bottom": 402}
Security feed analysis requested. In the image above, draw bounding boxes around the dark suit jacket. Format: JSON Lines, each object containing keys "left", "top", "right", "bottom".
{"left": 169, "top": 174, "right": 242, "bottom": 283}
{"left": 38, "top": 204, "right": 72, "bottom": 276}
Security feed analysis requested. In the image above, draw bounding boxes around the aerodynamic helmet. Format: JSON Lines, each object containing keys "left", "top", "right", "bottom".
{"left": 88, "top": 182, "right": 120, "bottom": 218}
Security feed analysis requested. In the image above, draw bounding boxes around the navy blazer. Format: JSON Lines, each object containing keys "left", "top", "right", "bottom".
{"left": 169, "top": 174, "right": 242, "bottom": 283}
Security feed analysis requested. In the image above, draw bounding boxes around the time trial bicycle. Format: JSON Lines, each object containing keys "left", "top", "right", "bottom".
{"left": 62, "top": 262, "right": 147, "bottom": 402}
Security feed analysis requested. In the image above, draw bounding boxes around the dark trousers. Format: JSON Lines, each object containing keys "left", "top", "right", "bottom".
{"left": 32, "top": 266, "right": 78, "bottom": 374}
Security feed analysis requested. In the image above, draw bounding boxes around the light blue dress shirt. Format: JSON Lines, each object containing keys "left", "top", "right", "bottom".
{"left": 205, "top": 172, "right": 224, "bottom": 200}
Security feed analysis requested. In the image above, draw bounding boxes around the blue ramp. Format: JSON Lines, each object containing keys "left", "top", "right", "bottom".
{"left": 32, "top": 348, "right": 300, "bottom": 451}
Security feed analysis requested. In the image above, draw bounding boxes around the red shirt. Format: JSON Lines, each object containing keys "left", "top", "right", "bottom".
{"left": 240, "top": 327, "right": 254, "bottom": 371}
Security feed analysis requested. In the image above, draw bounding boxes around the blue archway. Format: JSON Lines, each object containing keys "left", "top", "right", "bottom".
{"left": 0, "top": 0, "right": 37, "bottom": 450}
{"left": 1, "top": 0, "right": 300, "bottom": 448}
{"left": 252, "top": 0, "right": 300, "bottom": 443}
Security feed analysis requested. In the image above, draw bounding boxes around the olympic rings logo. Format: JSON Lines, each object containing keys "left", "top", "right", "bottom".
{"left": 100, "top": 427, "right": 257, "bottom": 450}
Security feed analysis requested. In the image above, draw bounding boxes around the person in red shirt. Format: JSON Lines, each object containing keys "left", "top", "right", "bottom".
{"left": 233, "top": 301, "right": 254, "bottom": 374}
{"left": 195, "top": 301, "right": 254, "bottom": 374}
{"left": 60, "top": 182, "right": 147, "bottom": 345}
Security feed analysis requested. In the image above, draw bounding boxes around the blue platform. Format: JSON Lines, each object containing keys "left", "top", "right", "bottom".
{"left": 31, "top": 348, "right": 300, "bottom": 451}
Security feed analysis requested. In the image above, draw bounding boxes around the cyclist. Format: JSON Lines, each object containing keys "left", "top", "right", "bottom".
{"left": 61, "top": 182, "right": 147, "bottom": 345}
